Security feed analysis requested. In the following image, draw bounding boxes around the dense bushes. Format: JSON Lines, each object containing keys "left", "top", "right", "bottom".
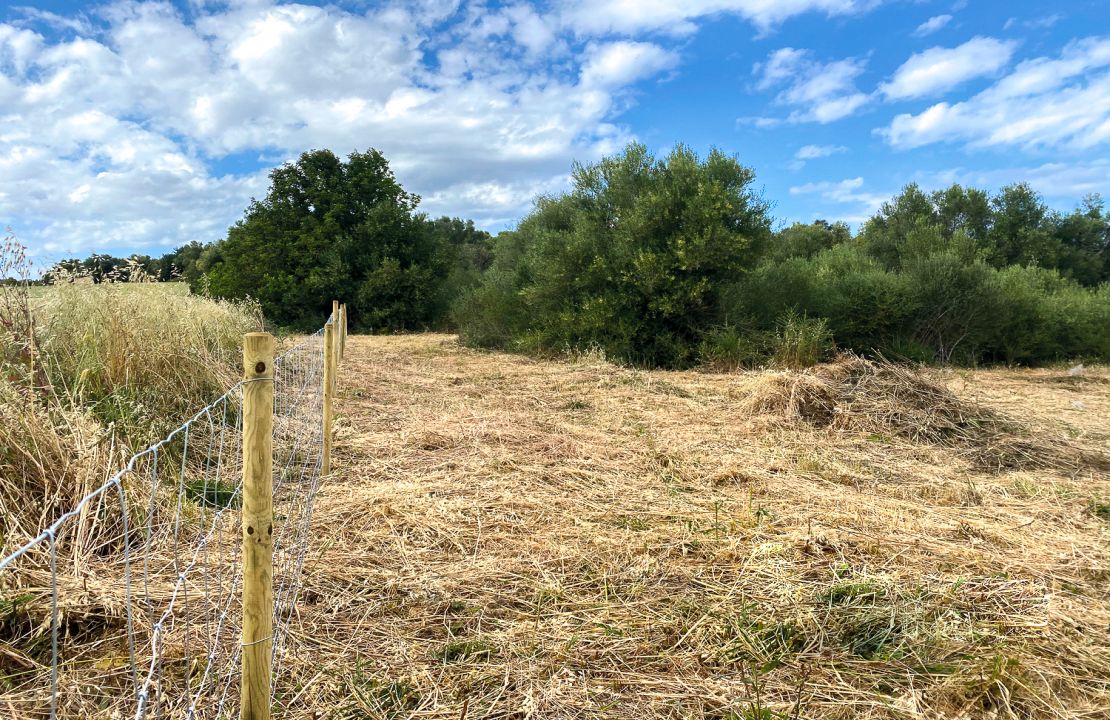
{"left": 715, "top": 185, "right": 1110, "bottom": 366}
{"left": 458, "top": 151, "right": 1110, "bottom": 368}
{"left": 455, "top": 143, "right": 772, "bottom": 367}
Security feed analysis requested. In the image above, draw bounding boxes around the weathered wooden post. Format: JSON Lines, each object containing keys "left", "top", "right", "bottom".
{"left": 322, "top": 320, "right": 336, "bottom": 475}
{"left": 331, "top": 299, "right": 341, "bottom": 363}
{"left": 339, "top": 303, "right": 347, "bottom": 361}
{"left": 241, "top": 332, "right": 274, "bottom": 720}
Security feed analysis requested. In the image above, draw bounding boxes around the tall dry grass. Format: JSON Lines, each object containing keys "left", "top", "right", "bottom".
{"left": 1, "top": 254, "right": 268, "bottom": 714}
{"left": 1, "top": 241, "right": 264, "bottom": 564}
{"left": 36, "top": 281, "right": 263, "bottom": 443}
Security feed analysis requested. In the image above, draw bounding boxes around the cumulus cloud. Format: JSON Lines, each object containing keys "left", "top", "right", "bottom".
{"left": 753, "top": 47, "right": 871, "bottom": 123}
{"left": 881, "top": 36, "right": 1017, "bottom": 100}
{"left": 913, "top": 14, "right": 951, "bottom": 37}
{"left": 580, "top": 41, "right": 679, "bottom": 87}
{"left": 881, "top": 36, "right": 1110, "bottom": 150}
{"left": 0, "top": 1, "right": 690, "bottom": 258}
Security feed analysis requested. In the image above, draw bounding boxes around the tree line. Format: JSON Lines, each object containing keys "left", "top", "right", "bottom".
{"left": 457, "top": 144, "right": 1109, "bottom": 367}
{"left": 44, "top": 243, "right": 210, "bottom": 285}
{"left": 53, "top": 145, "right": 1110, "bottom": 367}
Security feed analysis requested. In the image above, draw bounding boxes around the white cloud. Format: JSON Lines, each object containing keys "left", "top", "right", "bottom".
{"left": 791, "top": 177, "right": 875, "bottom": 202}
{"left": 916, "top": 160, "right": 1110, "bottom": 199}
{"left": 788, "top": 176, "right": 887, "bottom": 220}
{"left": 788, "top": 143, "right": 847, "bottom": 170}
{"left": 754, "top": 47, "right": 871, "bottom": 123}
{"left": 1004, "top": 14, "right": 1064, "bottom": 32}
{"left": 913, "top": 14, "right": 951, "bottom": 37}
{"left": 580, "top": 41, "right": 679, "bottom": 87}
{"left": 503, "top": 5, "right": 558, "bottom": 55}
{"left": 0, "top": 1, "right": 691, "bottom": 259}
{"left": 558, "top": 0, "right": 876, "bottom": 36}
{"left": 881, "top": 36, "right": 1017, "bottom": 100}
{"left": 882, "top": 36, "right": 1110, "bottom": 150}
{"left": 795, "top": 144, "right": 847, "bottom": 159}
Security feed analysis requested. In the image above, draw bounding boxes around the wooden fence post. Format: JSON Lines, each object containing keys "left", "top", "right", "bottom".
{"left": 332, "top": 299, "right": 341, "bottom": 363}
{"left": 323, "top": 320, "right": 335, "bottom": 475}
{"left": 339, "top": 303, "right": 347, "bottom": 361}
{"left": 241, "top": 332, "right": 274, "bottom": 720}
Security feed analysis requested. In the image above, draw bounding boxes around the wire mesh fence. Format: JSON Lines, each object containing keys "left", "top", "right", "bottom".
{"left": 0, "top": 322, "right": 332, "bottom": 719}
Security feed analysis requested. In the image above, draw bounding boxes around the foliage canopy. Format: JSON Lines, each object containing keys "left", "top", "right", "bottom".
{"left": 456, "top": 143, "right": 772, "bottom": 367}
{"left": 47, "top": 145, "right": 1110, "bottom": 369}
{"left": 197, "top": 149, "right": 489, "bottom": 331}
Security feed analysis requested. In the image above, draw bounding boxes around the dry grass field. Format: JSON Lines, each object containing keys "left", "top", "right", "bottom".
{"left": 282, "top": 334, "right": 1110, "bottom": 720}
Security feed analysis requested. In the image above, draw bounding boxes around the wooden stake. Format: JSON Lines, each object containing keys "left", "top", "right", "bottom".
{"left": 332, "top": 299, "right": 341, "bottom": 363}
{"left": 339, "top": 303, "right": 347, "bottom": 361}
{"left": 241, "top": 332, "right": 274, "bottom": 720}
{"left": 323, "top": 320, "right": 335, "bottom": 476}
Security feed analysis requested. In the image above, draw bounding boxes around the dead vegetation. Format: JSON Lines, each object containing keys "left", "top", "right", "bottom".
{"left": 0, "top": 277, "right": 265, "bottom": 718}
{"left": 271, "top": 335, "right": 1110, "bottom": 720}
{"left": 737, "top": 354, "right": 1103, "bottom": 473}
{"left": 3, "top": 333, "right": 1109, "bottom": 718}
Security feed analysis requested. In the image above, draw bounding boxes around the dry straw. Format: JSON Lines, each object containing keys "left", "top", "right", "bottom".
{"left": 285, "top": 335, "right": 1108, "bottom": 720}
{"left": 3, "top": 329, "right": 1109, "bottom": 719}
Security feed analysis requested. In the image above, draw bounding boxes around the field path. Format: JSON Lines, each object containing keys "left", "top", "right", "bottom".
{"left": 281, "top": 334, "right": 1110, "bottom": 719}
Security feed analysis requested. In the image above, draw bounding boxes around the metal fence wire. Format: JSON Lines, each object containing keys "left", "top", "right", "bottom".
{"left": 0, "top": 324, "right": 330, "bottom": 719}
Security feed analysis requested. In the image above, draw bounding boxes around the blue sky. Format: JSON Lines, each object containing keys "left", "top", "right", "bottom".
{"left": 1, "top": 0, "right": 1109, "bottom": 264}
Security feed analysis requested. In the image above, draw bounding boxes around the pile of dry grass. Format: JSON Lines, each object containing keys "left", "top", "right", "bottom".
{"left": 738, "top": 353, "right": 1094, "bottom": 472}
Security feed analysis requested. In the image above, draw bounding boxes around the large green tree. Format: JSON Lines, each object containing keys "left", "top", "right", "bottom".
{"left": 203, "top": 148, "right": 440, "bottom": 330}
{"left": 457, "top": 143, "right": 772, "bottom": 367}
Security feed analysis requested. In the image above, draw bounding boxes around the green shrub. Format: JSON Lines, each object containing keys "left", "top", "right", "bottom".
{"left": 457, "top": 142, "right": 772, "bottom": 368}
{"left": 456, "top": 167, "right": 1110, "bottom": 371}
{"left": 201, "top": 148, "right": 490, "bottom": 332}
{"left": 724, "top": 257, "right": 816, "bottom": 327}
{"left": 901, "top": 253, "right": 999, "bottom": 363}
{"left": 719, "top": 236, "right": 1110, "bottom": 368}
{"left": 698, "top": 322, "right": 773, "bottom": 371}
{"left": 805, "top": 245, "right": 913, "bottom": 354}
{"left": 770, "top": 312, "right": 834, "bottom": 369}
{"left": 767, "top": 220, "right": 851, "bottom": 262}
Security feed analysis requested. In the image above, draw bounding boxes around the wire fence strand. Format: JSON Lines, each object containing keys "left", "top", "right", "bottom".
{"left": 0, "top": 323, "right": 332, "bottom": 719}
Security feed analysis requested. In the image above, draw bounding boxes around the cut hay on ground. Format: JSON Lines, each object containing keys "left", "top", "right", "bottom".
{"left": 285, "top": 336, "right": 1109, "bottom": 720}
{"left": 3, "top": 334, "right": 1107, "bottom": 718}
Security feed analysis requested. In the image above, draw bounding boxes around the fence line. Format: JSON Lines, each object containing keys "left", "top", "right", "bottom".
{"left": 0, "top": 307, "right": 344, "bottom": 719}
